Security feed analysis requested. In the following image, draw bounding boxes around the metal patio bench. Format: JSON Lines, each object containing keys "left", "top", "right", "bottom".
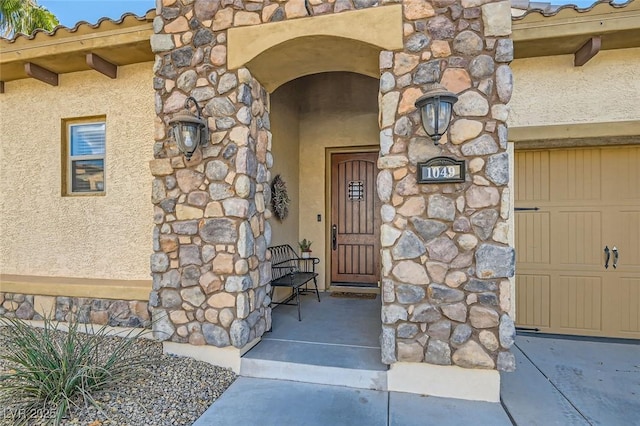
{"left": 268, "top": 244, "right": 320, "bottom": 321}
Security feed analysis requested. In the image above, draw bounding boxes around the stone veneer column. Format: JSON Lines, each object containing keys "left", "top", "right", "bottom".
{"left": 378, "top": 0, "right": 516, "bottom": 371}
{"left": 147, "top": 0, "right": 515, "bottom": 373}
{"left": 149, "top": 0, "right": 274, "bottom": 348}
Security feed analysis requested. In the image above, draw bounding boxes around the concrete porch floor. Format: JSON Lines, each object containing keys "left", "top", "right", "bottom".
{"left": 240, "top": 292, "right": 388, "bottom": 389}
{"left": 195, "top": 293, "right": 640, "bottom": 425}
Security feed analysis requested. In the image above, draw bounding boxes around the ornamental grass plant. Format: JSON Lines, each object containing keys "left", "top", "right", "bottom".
{"left": 0, "top": 316, "right": 153, "bottom": 425}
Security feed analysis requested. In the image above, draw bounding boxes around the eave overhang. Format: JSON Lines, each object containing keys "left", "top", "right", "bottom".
{"left": 513, "top": 0, "right": 640, "bottom": 59}
{"left": 1, "top": 2, "right": 639, "bottom": 88}
{"left": 0, "top": 11, "right": 155, "bottom": 85}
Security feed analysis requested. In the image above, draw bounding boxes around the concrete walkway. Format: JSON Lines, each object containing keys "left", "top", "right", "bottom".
{"left": 194, "top": 377, "right": 511, "bottom": 426}
{"left": 195, "top": 333, "right": 640, "bottom": 425}
{"left": 194, "top": 294, "right": 640, "bottom": 425}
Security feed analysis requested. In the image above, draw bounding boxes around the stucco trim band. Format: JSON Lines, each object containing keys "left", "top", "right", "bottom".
{"left": 227, "top": 6, "right": 403, "bottom": 91}
{"left": 22, "top": 319, "right": 156, "bottom": 339}
{"left": 0, "top": 274, "right": 151, "bottom": 301}
{"left": 387, "top": 362, "right": 501, "bottom": 402}
{"left": 510, "top": 120, "right": 640, "bottom": 142}
{"left": 228, "top": 5, "right": 403, "bottom": 67}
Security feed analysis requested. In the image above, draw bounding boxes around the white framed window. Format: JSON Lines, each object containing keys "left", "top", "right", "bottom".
{"left": 63, "top": 117, "right": 106, "bottom": 195}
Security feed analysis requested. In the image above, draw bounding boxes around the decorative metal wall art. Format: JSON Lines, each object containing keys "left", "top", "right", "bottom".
{"left": 271, "top": 174, "right": 290, "bottom": 221}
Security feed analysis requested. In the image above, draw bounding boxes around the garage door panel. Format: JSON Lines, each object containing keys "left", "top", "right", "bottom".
{"left": 556, "top": 275, "right": 602, "bottom": 331}
{"left": 515, "top": 212, "right": 550, "bottom": 264}
{"left": 516, "top": 151, "right": 550, "bottom": 201}
{"left": 556, "top": 211, "right": 603, "bottom": 267}
{"left": 603, "top": 146, "right": 640, "bottom": 201}
{"left": 615, "top": 210, "right": 640, "bottom": 272}
{"left": 516, "top": 145, "right": 640, "bottom": 339}
{"left": 550, "top": 149, "right": 601, "bottom": 201}
{"left": 516, "top": 274, "right": 550, "bottom": 328}
{"left": 618, "top": 278, "right": 640, "bottom": 333}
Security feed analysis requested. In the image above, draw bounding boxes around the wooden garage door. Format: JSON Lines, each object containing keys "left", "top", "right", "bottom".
{"left": 515, "top": 146, "right": 640, "bottom": 339}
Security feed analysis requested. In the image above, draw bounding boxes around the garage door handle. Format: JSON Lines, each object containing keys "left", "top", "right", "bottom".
{"left": 604, "top": 246, "right": 610, "bottom": 269}
{"left": 612, "top": 246, "right": 618, "bottom": 269}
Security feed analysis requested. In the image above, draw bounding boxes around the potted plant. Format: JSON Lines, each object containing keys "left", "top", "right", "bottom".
{"left": 298, "top": 239, "right": 313, "bottom": 258}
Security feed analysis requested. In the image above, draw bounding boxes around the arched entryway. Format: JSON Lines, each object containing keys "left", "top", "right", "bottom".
{"left": 269, "top": 72, "right": 381, "bottom": 293}
{"left": 224, "top": 8, "right": 401, "bottom": 386}
{"left": 241, "top": 72, "right": 386, "bottom": 388}
{"left": 152, "top": 0, "right": 515, "bottom": 401}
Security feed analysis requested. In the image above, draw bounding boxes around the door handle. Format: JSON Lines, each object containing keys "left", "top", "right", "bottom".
{"left": 332, "top": 225, "right": 337, "bottom": 251}
{"left": 604, "top": 246, "right": 610, "bottom": 269}
{"left": 612, "top": 246, "right": 619, "bottom": 269}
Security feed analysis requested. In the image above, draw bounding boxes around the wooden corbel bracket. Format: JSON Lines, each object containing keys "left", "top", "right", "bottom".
{"left": 24, "top": 62, "right": 58, "bottom": 86}
{"left": 574, "top": 36, "right": 601, "bottom": 67}
{"left": 86, "top": 53, "right": 118, "bottom": 79}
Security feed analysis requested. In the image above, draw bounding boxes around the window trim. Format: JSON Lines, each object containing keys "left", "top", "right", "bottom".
{"left": 61, "top": 115, "right": 107, "bottom": 196}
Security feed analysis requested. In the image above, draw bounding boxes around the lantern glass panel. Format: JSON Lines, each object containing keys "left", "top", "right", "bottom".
{"left": 420, "top": 102, "right": 437, "bottom": 137}
{"left": 438, "top": 101, "right": 453, "bottom": 134}
{"left": 184, "top": 125, "right": 199, "bottom": 149}
{"left": 420, "top": 98, "right": 454, "bottom": 140}
{"left": 174, "top": 123, "right": 200, "bottom": 156}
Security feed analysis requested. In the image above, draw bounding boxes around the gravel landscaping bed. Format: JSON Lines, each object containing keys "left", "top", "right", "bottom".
{"left": 0, "top": 330, "right": 237, "bottom": 426}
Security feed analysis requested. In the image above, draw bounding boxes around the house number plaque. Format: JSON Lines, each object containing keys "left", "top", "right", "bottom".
{"left": 417, "top": 156, "right": 465, "bottom": 184}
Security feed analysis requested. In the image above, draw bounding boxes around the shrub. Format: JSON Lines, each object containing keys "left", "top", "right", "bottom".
{"left": 0, "top": 316, "right": 152, "bottom": 425}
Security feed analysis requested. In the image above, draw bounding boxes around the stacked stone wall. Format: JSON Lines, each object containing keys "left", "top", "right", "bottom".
{"left": 0, "top": 293, "right": 150, "bottom": 327}
{"left": 150, "top": 0, "right": 277, "bottom": 348}
{"left": 378, "top": 0, "right": 516, "bottom": 371}
{"left": 149, "top": 0, "right": 397, "bottom": 348}
{"left": 150, "top": 0, "right": 515, "bottom": 371}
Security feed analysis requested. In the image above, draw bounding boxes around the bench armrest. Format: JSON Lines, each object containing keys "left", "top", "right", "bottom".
{"left": 296, "top": 257, "right": 319, "bottom": 273}
{"left": 268, "top": 245, "right": 320, "bottom": 277}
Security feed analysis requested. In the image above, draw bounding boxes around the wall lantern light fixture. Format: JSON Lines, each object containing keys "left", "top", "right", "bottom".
{"left": 168, "top": 96, "right": 208, "bottom": 160}
{"left": 415, "top": 83, "right": 458, "bottom": 145}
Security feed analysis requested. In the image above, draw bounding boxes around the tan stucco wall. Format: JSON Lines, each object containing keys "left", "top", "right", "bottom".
{"left": 270, "top": 72, "right": 379, "bottom": 290}
{"left": 269, "top": 78, "right": 302, "bottom": 303}
{"left": 269, "top": 72, "right": 379, "bottom": 291}
{"left": 0, "top": 62, "right": 155, "bottom": 280}
{"left": 270, "top": 83, "right": 301, "bottom": 248}
{"left": 509, "top": 47, "right": 640, "bottom": 129}
{"left": 298, "top": 72, "right": 379, "bottom": 290}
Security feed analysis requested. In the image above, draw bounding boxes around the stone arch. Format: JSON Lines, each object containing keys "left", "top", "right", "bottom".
{"left": 227, "top": 6, "right": 403, "bottom": 92}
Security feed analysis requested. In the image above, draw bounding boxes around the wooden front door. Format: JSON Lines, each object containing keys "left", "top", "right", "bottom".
{"left": 330, "top": 152, "right": 380, "bottom": 286}
{"left": 515, "top": 145, "right": 640, "bottom": 339}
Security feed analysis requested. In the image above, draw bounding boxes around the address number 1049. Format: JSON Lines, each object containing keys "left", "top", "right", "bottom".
{"left": 422, "top": 166, "right": 459, "bottom": 179}
{"left": 417, "top": 157, "right": 466, "bottom": 183}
